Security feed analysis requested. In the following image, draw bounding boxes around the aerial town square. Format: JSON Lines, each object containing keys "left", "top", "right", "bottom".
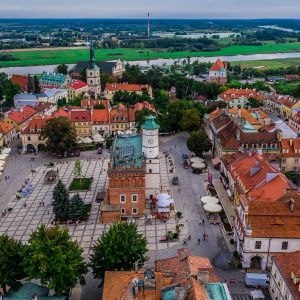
{"left": 1, "top": 2, "right": 300, "bottom": 300}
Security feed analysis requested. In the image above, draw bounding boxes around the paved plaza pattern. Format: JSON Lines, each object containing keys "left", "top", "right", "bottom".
{"left": 0, "top": 154, "right": 180, "bottom": 256}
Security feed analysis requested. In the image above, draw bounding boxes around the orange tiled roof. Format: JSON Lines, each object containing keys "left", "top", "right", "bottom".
{"left": 281, "top": 138, "right": 300, "bottom": 157}
{"left": 0, "top": 120, "right": 15, "bottom": 135}
{"left": 218, "top": 88, "right": 263, "bottom": 101}
{"left": 110, "top": 109, "right": 129, "bottom": 123}
{"left": 6, "top": 105, "right": 37, "bottom": 124}
{"left": 51, "top": 108, "right": 71, "bottom": 119}
{"left": 105, "top": 83, "right": 151, "bottom": 92}
{"left": 92, "top": 109, "right": 110, "bottom": 123}
{"left": 210, "top": 59, "right": 225, "bottom": 71}
{"left": 81, "top": 99, "right": 110, "bottom": 109}
{"left": 273, "top": 251, "right": 300, "bottom": 300}
{"left": 70, "top": 110, "right": 91, "bottom": 122}
{"left": 21, "top": 116, "right": 51, "bottom": 134}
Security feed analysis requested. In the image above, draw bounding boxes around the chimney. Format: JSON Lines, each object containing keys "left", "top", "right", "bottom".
{"left": 289, "top": 199, "right": 295, "bottom": 212}
{"left": 197, "top": 270, "right": 210, "bottom": 284}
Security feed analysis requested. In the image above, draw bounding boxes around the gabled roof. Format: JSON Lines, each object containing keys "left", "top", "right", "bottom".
{"left": 210, "top": 59, "right": 225, "bottom": 71}
{"left": 51, "top": 108, "right": 71, "bottom": 119}
{"left": 6, "top": 105, "right": 37, "bottom": 124}
{"left": 70, "top": 110, "right": 91, "bottom": 122}
{"left": 21, "top": 116, "right": 50, "bottom": 134}
{"left": 281, "top": 138, "right": 300, "bottom": 157}
{"left": 0, "top": 120, "right": 15, "bottom": 134}
{"left": 67, "top": 80, "right": 87, "bottom": 90}
{"left": 218, "top": 88, "right": 263, "bottom": 101}
{"left": 92, "top": 109, "right": 110, "bottom": 123}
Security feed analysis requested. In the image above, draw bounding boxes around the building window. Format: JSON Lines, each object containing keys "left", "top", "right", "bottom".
{"left": 282, "top": 158, "right": 286, "bottom": 164}
{"left": 132, "top": 194, "right": 138, "bottom": 202}
{"left": 27, "top": 136, "right": 31, "bottom": 141}
{"left": 132, "top": 208, "right": 138, "bottom": 214}
{"left": 295, "top": 158, "right": 299, "bottom": 164}
{"left": 121, "top": 208, "right": 126, "bottom": 215}
{"left": 149, "top": 169, "right": 152, "bottom": 173}
{"left": 255, "top": 241, "right": 262, "bottom": 249}
{"left": 120, "top": 195, "right": 126, "bottom": 203}
{"left": 282, "top": 241, "right": 288, "bottom": 250}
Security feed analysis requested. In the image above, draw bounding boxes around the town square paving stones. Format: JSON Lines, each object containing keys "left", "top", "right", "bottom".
{"left": 0, "top": 155, "right": 178, "bottom": 257}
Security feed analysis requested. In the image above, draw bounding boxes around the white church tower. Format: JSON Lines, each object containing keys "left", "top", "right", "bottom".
{"left": 86, "top": 42, "right": 101, "bottom": 99}
{"left": 141, "top": 115, "right": 160, "bottom": 199}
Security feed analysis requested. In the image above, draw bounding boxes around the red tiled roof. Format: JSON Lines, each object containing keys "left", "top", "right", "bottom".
{"left": 51, "top": 108, "right": 71, "bottom": 119}
{"left": 70, "top": 110, "right": 91, "bottom": 122}
{"left": 210, "top": 59, "right": 225, "bottom": 71}
{"left": 0, "top": 120, "right": 15, "bottom": 135}
{"left": 21, "top": 116, "right": 50, "bottom": 134}
{"left": 218, "top": 88, "right": 263, "bottom": 101}
{"left": 67, "top": 80, "right": 87, "bottom": 90}
{"left": 273, "top": 251, "right": 300, "bottom": 300}
{"left": 281, "top": 138, "right": 300, "bottom": 157}
{"left": 81, "top": 99, "right": 110, "bottom": 109}
{"left": 6, "top": 105, "right": 37, "bottom": 124}
{"left": 92, "top": 109, "right": 110, "bottom": 123}
{"left": 105, "top": 83, "right": 150, "bottom": 92}
{"left": 11, "top": 74, "right": 28, "bottom": 92}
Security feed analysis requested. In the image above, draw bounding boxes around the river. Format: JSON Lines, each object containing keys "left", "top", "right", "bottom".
{"left": 1, "top": 52, "right": 300, "bottom": 75}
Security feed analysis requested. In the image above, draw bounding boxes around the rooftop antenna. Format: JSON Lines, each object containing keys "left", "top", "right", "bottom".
{"left": 147, "top": 12, "right": 150, "bottom": 39}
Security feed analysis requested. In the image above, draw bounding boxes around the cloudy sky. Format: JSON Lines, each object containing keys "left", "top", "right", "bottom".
{"left": 0, "top": 0, "right": 300, "bottom": 18}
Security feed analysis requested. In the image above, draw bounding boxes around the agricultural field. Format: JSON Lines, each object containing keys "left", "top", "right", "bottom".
{"left": 1, "top": 42, "right": 300, "bottom": 67}
{"left": 231, "top": 58, "right": 300, "bottom": 70}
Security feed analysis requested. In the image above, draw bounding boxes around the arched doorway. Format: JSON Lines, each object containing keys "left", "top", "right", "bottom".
{"left": 37, "top": 144, "right": 46, "bottom": 152}
{"left": 26, "top": 144, "right": 35, "bottom": 153}
{"left": 250, "top": 256, "right": 262, "bottom": 270}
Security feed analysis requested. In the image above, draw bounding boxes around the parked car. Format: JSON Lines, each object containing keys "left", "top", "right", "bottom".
{"left": 182, "top": 154, "right": 188, "bottom": 159}
{"left": 245, "top": 273, "right": 269, "bottom": 288}
{"left": 74, "top": 149, "right": 81, "bottom": 157}
{"left": 172, "top": 176, "right": 179, "bottom": 185}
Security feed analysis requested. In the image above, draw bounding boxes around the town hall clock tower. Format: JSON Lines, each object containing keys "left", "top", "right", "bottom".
{"left": 141, "top": 115, "right": 160, "bottom": 199}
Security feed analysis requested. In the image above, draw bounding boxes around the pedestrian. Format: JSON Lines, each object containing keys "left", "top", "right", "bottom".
{"left": 23, "top": 202, "right": 27, "bottom": 208}
{"left": 202, "top": 219, "right": 205, "bottom": 225}
{"left": 203, "top": 233, "right": 206, "bottom": 241}
{"left": 42, "top": 201, "right": 44, "bottom": 207}
{"left": 206, "top": 234, "right": 208, "bottom": 240}
{"left": 4, "top": 176, "right": 7, "bottom": 181}
{"left": 198, "top": 238, "right": 201, "bottom": 244}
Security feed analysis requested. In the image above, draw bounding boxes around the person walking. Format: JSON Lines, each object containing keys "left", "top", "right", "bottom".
{"left": 198, "top": 238, "right": 201, "bottom": 244}
{"left": 203, "top": 233, "right": 206, "bottom": 241}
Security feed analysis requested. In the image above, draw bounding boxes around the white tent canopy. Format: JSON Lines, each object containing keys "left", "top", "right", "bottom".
{"left": 201, "top": 196, "right": 219, "bottom": 204}
{"left": 0, "top": 161, "right": 6, "bottom": 167}
{"left": 190, "top": 157, "right": 204, "bottom": 164}
{"left": 156, "top": 193, "right": 170, "bottom": 201}
{"left": 2, "top": 148, "right": 11, "bottom": 155}
{"left": 204, "top": 203, "right": 223, "bottom": 213}
{"left": 0, "top": 154, "right": 8, "bottom": 160}
{"left": 191, "top": 162, "right": 206, "bottom": 169}
{"left": 92, "top": 133, "right": 105, "bottom": 143}
{"left": 82, "top": 137, "right": 93, "bottom": 144}
{"left": 157, "top": 198, "right": 170, "bottom": 208}
{"left": 76, "top": 137, "right": 83, "bottom": 143}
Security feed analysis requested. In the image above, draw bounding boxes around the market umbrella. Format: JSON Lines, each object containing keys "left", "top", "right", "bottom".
{"left": 191, "top": 162, "right": 206, "bottom": 169}
{"left": 190, "top": 157, "right": 204, "bottom": 164}
{"left": 204, "top": 203, "right": 223, "bottom": 213}
{"left": 157, "top": 198, "right": 170, "bottom": 208}
{"left": 2, "top": 148, "right": 11, "bottom": 155}
{"left": 76, "top": 136, "right": 83, "bottom": 143}
{"left": 156, "top": 193, "right": 170, "bottom": 202}
{"left": 200, "top": 196, "right": 219, "bottom": 204}
{"left": 0, "top": 154, "right": 8, "bottom": 160}
{"left": 82, "top": 137, "right": 93, "bottom": 144}
{"left": 92, "top": 133, "right": 105, "bottom": 143}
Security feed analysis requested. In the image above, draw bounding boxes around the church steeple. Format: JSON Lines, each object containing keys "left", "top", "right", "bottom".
{"left": 89, "top": 41, "right": 97, "bottom": 69}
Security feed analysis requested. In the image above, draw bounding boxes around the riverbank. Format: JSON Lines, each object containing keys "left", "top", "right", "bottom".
{"left": 1, "top": 42, "right": 300, "bottom": 68}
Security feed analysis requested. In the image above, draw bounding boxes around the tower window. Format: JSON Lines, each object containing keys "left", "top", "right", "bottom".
{"left": 149, "top": 169, "right": 152, "bottom": 173}
{"left": 90, "top": 72, "right": 92, "bottom": 76}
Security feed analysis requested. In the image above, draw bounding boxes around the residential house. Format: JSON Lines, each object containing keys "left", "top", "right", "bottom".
{"left": 70, "top": 110, "right": 92, "bottom": 137}
{"left": 102, "top": 248, "right": 232, "bottom": 300}
{"left": 11, "top": 74, "right": 29, "bottom": 92}
{"left": 208, "top": 58, "right": 227, "bottom": 85}
{"left": 264, "top": 92, "right": 284, "bottom": 115}
{"left": 0, "top": 120, "right": 16, "bottom": 146}
{"left": 104, "top": 83, "right": 153, "bottom": 100}
{"left": 270, "top": 251, "right": 300, "bottom": 300}
{"left": 66, "top": 80, "right": 88, "bottom": 100}
{"left": 81, "top": 99, "right": 110, "bottom": 109}
{"left": 39, "top": 72, "right": 67, "bottom": 90}
{"left": 20, "top": 116, "right": 49, "bottom": 153}
{"left": 110, "top": 104, "right": 130, "bottom": 134}
{"left": 92, "top": 109, "right": 110, "bottom": 137}
{"left": 217, "top": 88, "right": 263, "bottom": 108}
{"left": 4, "top": 105, "right": 37, "bottom": 133}
{"left": 280, "top": 138, "right": 300, "bottom": 173}
{"left": 289, "top": 108, "right": 300, "bottom": 135}
{"left": 33, "top": 102, "right": 57, "bottom": 116}
{"left": 280, "top": 97, "right": 300, "bottom": 119}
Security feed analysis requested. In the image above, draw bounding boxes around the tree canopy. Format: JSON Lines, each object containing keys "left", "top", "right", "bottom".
{"left": 22, "top": 225, "right": 87, "bottom": 296}
{"left": 41, "top": 117, "right": 77, "bottom": 153}
{"left": 90, "top": 222, "right": 148, "bottom": 278}
{"left": 52, "top": 179, "right": 69, "bottom": 221}
{"left": 187, "top": 130, "right": 212, "bottom": 157}
{"left": 180, "top": 108, "right": 201, "bottom": 132}
{"left": 55, "top": 64, "right": 68, "bottom": 75}
{"left": 0, "top": 235, "right": 25, "bottom": 293}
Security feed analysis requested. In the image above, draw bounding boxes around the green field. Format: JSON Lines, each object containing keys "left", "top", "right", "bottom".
{"left": 1, "top": 42, "right": 300, "bottom": 67}
{"left": 231, "top": 58, "right": 300, "bottom": 70}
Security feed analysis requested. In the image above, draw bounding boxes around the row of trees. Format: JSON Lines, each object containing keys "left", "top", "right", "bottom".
{"left": 0, "top": 222, "right": 147, "bottom": 296}
{"left": 0, "top": 72, "right": 20, "bottom": 108}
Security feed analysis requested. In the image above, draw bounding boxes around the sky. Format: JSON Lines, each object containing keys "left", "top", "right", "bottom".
{"left": 0, "top": 0, "right": 300, "bottom": 19}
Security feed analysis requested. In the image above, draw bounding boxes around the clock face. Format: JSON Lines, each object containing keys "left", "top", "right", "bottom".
{"left": 148, "top": 139, "right": 153, "bottom": 144}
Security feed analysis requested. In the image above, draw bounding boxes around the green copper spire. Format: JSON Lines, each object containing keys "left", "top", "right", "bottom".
{"left": 89, "top": 41, "right": 97, "bottom": 69}
{"left": 141, "top": 115, "right": 160, "bottom": 130}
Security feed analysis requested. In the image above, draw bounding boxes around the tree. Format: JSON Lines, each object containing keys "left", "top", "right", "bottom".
{"left": 41, "top": 117, "right": 77, "bottom": 153}
{"left": 27, "top": 74, "right": 33, "bottom": 93}
{"left": 55, "top": 64, "right": 68, "bottom": 75}
{"left": 0, "top": 235, "right": 25, "bottom": 293}
{"left": 100, "top": 72, "right": 115, "bottom": 91}
{"left": 22, "top": 225, "right": 87, "bottom": 296}
{"left": 68, "top": 194, "right": 87, "bottom": 221}
{"left": 33, "top": 75, "right": 40, "bottom": 94}
{"left": 90, "top": 222, "right": 148, "bottom": 278}
{"left": 187, "top": 130, "right": 212, "bottom": 157}
{"left": 52, "top": 179, "right": 69, "bottom": 221}
{"left": 180, "top": 108, "right": 201, "bottom": 132}
{"left": 74, "top": 160, "right": 82, "bottom": 186}
{"left": 246, "top": 97, "right": 261, "bottom": 108}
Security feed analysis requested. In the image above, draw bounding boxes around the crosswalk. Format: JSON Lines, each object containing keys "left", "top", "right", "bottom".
{"left": 231, "top": 295, "right": 251, "bottom": 300}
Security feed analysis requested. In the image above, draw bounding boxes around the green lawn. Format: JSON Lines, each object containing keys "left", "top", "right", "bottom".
{"left": 69, "top": 178, "right": 93, "bottom": 191}
{"left": 231, "top": 58, "right": 300, "bottom": 70}
{"left": 274, "top": 80, "right": 300, "bottom": 95}
{"left": 1, "top": 42, "right": 300, "bottom": 67}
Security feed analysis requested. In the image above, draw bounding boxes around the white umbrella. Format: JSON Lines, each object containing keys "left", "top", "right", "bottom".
{"left": 0, "top": 154, "right": 8, "bottom": 160}
{"left": 201, "top": 196, "right": 219, "bottom": 204}
{"left": 0, "top": 161, "right": 5, "bottom": 167}
{"left": 93, "top": 133, "right": 105, "bottom": 143}
{"left": 82, "top": 137, "right": 93, "bottom": 144}
{"left": 0, "top": 166, "right": 4, "bottom": 172}
{"left": 204, "top": 203, "right": 223, "bottom": 213}
{"left": 156, "top": 193, "right": 170, "bottom": 201}
{"left": 190, "top": 157, "right": 204, "bottom": 164}
{"left": 192, "top": 162, "right": 206, "bottom": 169}
{"left": 157, "top": 198, "right": 170, "bottom": 208}
{"left": 2, "top": 148, "right": 11, "bottom": 154}
{"left": 76, "top": 136, "right": 83, "bottom": 143}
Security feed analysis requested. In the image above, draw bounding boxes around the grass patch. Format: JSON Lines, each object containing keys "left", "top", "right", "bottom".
{"left": 274, "top": 80, "right": 300, "bottom": 95}
{"left": 69, "top": 178, "right": 93, "bottom": 191}
{"left": 1, "top": 42, "right": 300, "bottom": 67}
